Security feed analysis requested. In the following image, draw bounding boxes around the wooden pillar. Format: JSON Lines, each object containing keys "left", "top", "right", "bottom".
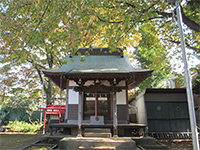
{"left": 110, "top": 91, "right": 113, "bottom": 119}
{"left": 77, "top": 92, "right": 83, "bottom": 137}
{"left": 113, "top": 91, "right": 118, "bottom": 138}
{"left": 95, "top": 91, "right": 98, "bottom": 120}
{"left": 126, "top": 80, "right": 130, "bottom": 123}
{"left": 65, "top": 79, "right": 69, "bottom": 122}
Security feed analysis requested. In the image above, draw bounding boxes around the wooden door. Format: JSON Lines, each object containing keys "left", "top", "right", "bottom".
{"left": 83, "top": 93, "right": 111, "bottom": 120}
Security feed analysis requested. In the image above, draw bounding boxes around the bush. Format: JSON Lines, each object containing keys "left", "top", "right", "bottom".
{"left": 5, "top": 121, "right": 42, "bottom": 133}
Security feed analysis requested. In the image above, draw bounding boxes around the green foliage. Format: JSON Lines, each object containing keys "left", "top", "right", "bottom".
{"left": 192, "top": 75, "right": 200, "bottom": 94}
{"left": 192, "top": 65, "right": 200, "bottom": 94}
{"left": 133, "top": 22, "right": 172, "bottom": 92}
{"left": 5, "top": 121, "right": 42, "bottom": 133}
{"left": 3, "top": 88, "right": 39, "bottom": 109}
{"left": 174, "top": 74, "right": 185, "bottom": 88}
{"left": 183, "top": 1, "right": 200, "bottom": 25}
{"left": 0, "top": 0, "right": 199, "bottom": 101}
{"left": 1, "top": 0, "right": 199, "bottom": 52}
{"left": 2, "top": 88, "right": 40, "bottom": 121}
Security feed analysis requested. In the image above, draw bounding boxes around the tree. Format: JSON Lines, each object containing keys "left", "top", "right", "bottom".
{"left": 133, "top": 22, "right": 172, "bottom": 93}
{"left": 1, "top": 0, "right": 199, "bottom": 104}
{"left": 1, "top": 88, "right": 40, "bottom": 123}
{"left": 192, "top": 65, "right": 200, "bottom": 95}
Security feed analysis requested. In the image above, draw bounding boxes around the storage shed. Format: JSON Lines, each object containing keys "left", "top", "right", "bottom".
{"left": 133, "top": 88, "right": 191, "bottom": 133}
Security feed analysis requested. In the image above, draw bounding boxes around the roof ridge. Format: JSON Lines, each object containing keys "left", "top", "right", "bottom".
{"left": 70, "top": 47, "right": 123, "bottom": 57}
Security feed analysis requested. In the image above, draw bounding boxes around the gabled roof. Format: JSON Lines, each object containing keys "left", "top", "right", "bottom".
{"left": 44, "top": 55, "right": 150, "bottom": 74}
{"left": 43, "top": 48, "right": 153, "bottom": 90}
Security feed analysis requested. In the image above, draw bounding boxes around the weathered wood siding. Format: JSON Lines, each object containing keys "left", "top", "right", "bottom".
{"left": 68, "top": 104, "right": 78, "bottom": 120}
{"left": 117, "top": 105, "right": 127, "bottom": 121}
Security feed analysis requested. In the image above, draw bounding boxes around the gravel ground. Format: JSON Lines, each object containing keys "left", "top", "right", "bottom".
{"left": 0, "top": 133, "right": 40, "bottom": 150}
{"left": 157, "top": 139, "right": 199, "bottom": 150}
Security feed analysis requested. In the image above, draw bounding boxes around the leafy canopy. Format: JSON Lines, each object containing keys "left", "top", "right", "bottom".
{"left": 191, "top": 65, "right": 200, "bottom": 94}
{"left": 0, "top": 0, "right": 199, "bottom": 103}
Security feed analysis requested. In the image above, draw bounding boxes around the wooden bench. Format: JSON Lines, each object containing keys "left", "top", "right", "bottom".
{"left": 1, "top": 126, "right": 11, "bottom": 132}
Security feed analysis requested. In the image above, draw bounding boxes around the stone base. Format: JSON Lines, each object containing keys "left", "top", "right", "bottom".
{"left": 134, "top": 136, "right": 157, "bottom": 145}
{"left": 134, "top": 136, "right": 168, "bottom": 150}
{"left": 59, "top": 137, "right": 136, "bottom": 150}
{"left": 90, "top": 116, "right": 104, "bottom": 125}
{"left": 41, "top": 134, "right": 66, "bottom": 144}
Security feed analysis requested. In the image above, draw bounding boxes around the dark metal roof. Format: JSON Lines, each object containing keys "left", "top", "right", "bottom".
{"left": 73, "top": 47, "right": 123, "bottom": 56}
{"left": 44, "top": 55, "right": 151, "bottom": 74}
{"left": 43, "top": 48, "right": 153, "bottom": 89}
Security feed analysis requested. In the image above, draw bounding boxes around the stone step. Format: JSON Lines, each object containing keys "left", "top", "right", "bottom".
{"left": 134, "top": 137, "right": 157, "bottom": 145}
{"left": 138, "top": 145, "right": 168, "bottom": 150}
{"left": 84, "top": 132, "right": 112, "bottom": 138}
{"left": 135, "top": 137, "right": 168, "bottom": 150}
{"left": 59, "top": 137, "right": 136, "bottom": 150}
{"left": 32, "top": 143, "right": 56, "bottom": 147}
{"left": 79, "top": 146, "right": 116, "bottom": 150}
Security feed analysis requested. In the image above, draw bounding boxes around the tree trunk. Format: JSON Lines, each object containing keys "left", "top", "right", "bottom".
{"left": 44, "top": 78, "right": 52, "bottom": 105}
{"left": 34, "top": 48, "right": 54, "bottom": 106}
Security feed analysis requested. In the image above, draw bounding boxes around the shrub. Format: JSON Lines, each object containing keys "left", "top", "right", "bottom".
{"left": 5, "top": 121, "right": 42, "bottom": 133}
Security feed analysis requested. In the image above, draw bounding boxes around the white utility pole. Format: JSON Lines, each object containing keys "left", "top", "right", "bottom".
{"left": 168, "top": 1, "right": 199, "bottom": 149}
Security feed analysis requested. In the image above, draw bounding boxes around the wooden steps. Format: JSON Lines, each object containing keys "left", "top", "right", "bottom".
{"left": 79, "top": 146, "right": 116, "bottom": 150}
{"left": 84, "top": 128, "right": 112, "bottom": 138}
{"left": 59, "top": 137, "right": 136, "bottom": 150}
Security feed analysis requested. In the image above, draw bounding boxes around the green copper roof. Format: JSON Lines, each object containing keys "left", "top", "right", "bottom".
{"left": 43, "top": 49, "right": 153, "bottom": 90}
{"left": 44, "top": 55, "right": 152, "bottom": 74}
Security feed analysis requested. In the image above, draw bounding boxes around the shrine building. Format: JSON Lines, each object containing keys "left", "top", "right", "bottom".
{"left": 43, "top": 47, "right": 153, "bottom": 137}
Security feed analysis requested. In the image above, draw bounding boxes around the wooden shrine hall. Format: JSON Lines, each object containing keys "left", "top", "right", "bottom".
{"left": 43, "top": 48, "right": 153, "bottom": 137}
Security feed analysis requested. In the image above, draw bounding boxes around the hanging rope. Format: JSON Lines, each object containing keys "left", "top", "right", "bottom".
{"left": 95, "top": 91, "right": 99, "bottom": 121}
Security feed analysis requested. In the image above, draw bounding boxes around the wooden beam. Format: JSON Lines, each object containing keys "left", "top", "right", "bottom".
{"left": 73, "top": 83, "right": 122, "bottom": 93}
{"left": 126, "top": 80, "right": 129, "bottom": 122}
{"left": 113, "top": 91, "right": 118, "bottom": 138}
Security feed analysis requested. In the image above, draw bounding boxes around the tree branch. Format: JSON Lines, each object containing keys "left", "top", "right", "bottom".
{"left": 156, "top": 6, "right": 200, "bottom": 32}
{"left": 164, "top": 37, "right": 199, "bottom": 52}
{"left": 26, "top": 59, "right": 46, "bottom": 70}
{"left": 117, "top": 1, "right": 160, "bottom": 43}
{"left": 10, "top": 2, "right": 33, "bottom": 15}
{"left": 180, "top": 6, "right": 200, "bottom": 32}
{"left": 25, "top": 0, "right": 52, "bottom": 47}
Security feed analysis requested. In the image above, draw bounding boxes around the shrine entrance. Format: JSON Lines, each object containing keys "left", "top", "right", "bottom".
{"left": 83, "top": 92, "right": 111, "bottom": 120}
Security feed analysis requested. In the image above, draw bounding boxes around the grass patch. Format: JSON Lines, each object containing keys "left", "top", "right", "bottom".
{"left": 0, "top": 134, "right": 39, "bottom": 150}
